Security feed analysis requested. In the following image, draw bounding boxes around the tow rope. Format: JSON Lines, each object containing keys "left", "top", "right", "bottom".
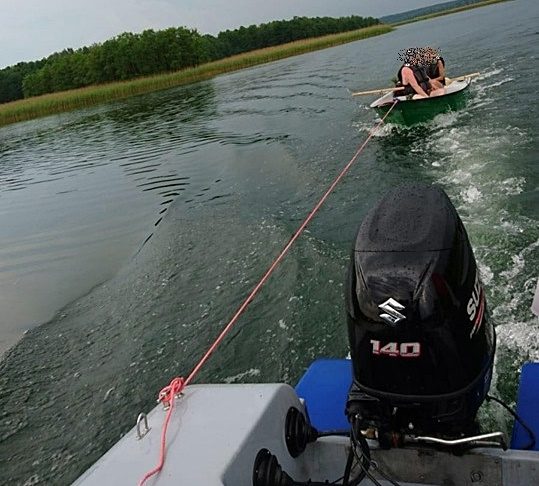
{"left": 139, "top": 100, "right": 398, "bottom": 485}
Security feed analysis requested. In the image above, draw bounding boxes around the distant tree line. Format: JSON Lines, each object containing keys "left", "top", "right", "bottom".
{"left": 0, "top": 15, "right": 379, "bottom": 103}
{"left": 380, "top": 0, "right": 487, "bottom": 24}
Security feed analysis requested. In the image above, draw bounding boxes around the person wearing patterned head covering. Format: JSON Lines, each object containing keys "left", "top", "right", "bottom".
{"left": 422, "top": 47, "right": 446, "bottom": 88}
{"left": 395, "top": 47, "right": 445, "bottom": 98}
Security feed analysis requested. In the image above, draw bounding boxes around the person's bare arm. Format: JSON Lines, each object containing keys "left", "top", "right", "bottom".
{"left": 402, "top": 66, "right": 428, "bottom": 97}
{"left": 431, "top": 60, "right": 445, "bottom": 83}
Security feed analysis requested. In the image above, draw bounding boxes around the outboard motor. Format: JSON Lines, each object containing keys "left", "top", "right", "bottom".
{"left": 346, "top": 184, "right": 495, "bottom": 445}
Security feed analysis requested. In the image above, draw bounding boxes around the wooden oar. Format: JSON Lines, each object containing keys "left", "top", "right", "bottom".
{"left": 351, "top": 72, "right": 481, "bottom": 97}
{"left": 445, "top": 72, "right": 481, "bottom": 84}
{"left": 351, "top": 86, "right": 404, "bottom": 97}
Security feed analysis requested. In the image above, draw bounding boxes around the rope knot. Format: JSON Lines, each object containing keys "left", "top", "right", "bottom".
{"left": 157, "top": 377, "right": 185, "bottom": 408}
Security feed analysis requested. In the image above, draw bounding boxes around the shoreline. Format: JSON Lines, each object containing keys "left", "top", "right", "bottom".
{"left": 0, "top": 0, "right": 512, "bottom": 128}
{"left": 389, "top": 0, "right": 513, "bottom": 26}
{"left": 0, "top": 25, "right": 392, "bottom": 128}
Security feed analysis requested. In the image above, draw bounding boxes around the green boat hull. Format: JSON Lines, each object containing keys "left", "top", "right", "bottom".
{"left": 374, "top": 83, "right": 470, "bottom": 125}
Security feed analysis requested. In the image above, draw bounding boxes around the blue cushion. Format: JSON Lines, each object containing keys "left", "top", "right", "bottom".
{"left": 295, "top": 358, "right": 352, "bottom": 433}
{"left": 511, "top": 362, "right": 539, "bottom": 450}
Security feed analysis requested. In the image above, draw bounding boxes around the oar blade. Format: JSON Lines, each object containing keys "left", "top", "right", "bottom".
{"left": 352, "top": 86, "right": 404, "bottom": 97}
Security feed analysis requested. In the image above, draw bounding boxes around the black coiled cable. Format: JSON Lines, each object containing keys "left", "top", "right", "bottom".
{"left": 343, "top": 416, "right": 402, "bottom": 486}
{"left": 486, "top": 394, "right": 536, "bottom": 450}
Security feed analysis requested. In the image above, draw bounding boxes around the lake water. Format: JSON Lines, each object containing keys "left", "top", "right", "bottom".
{"left": 0, "top": 0, "right": 538, "bottom": 483}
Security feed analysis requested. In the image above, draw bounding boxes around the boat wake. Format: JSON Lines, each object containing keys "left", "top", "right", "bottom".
{"left": 350, "top": 64, "right": 538, "bottom": 434}
{"left": 422, "top": 95, "right": 538, "bottom": 427}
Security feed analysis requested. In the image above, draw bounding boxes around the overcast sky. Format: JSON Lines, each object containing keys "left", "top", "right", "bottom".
{"left": 0, "top": 0, "right": 448, "bottom": 69}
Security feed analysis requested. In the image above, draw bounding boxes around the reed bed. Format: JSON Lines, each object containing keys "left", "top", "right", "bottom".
{"left": 0, "top": 25, "right": 392, "bottom": 127}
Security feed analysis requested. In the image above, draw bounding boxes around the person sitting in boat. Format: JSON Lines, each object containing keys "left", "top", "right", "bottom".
{"left": 424, "top": 46, "right": 446, "bottom": 88}
{"left": 396, "top": 48, "right": 445, "bottom": 99}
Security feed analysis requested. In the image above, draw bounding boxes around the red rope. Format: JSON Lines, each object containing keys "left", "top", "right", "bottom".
{"left": 138, "top": 101, "right": 397, "bottom": 485}
{"left": 183, "top": 101, "right": 397, "bottom": 388}
{"left": 138, "top": 377, "right": 185, "bottom": 486}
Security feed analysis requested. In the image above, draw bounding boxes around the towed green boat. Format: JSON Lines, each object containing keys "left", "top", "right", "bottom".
{"left": 370, "top": 79, "right": 471, "bottom": 124}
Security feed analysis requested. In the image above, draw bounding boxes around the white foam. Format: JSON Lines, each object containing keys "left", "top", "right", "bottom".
{"left": 502, "top": 239, "right": 539, "bottom": 280}
{"left": 372, "top": 122, "right": 395, "bottom": 137}
{"left": 352, "top": 115, "right": 407, "bottom": 137}
{"left": 431, "top": 111, "right": 460, "bottom": 128}
{"left": 492, "top": 238, "right": 539, "bottom": 322}
{"left": 480, "top": 68, "right": 504, "bottom": 80}
{"left": 224, "top": 368, "right": 261, "bottom": 383}
{"left": 500, "top": 177, "right": 525, "bottom": 196}
{"left": 483, "top": 77, "right": 513, "bottom": 90}
{"left": 496, "top": 320, "right": 539, "bottom": 361}
{"left": 478, "top": 263, "right": 494, "bottom": 286}
{"left": 462, "top": 186, "right": 482, "bottom": 203}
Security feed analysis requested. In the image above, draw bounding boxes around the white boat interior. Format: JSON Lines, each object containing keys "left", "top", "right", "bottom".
{"left": 73, "top": 359, "right": 539, "bottom": 486}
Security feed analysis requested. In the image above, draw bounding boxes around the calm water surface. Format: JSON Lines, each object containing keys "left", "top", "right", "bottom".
{"left": 0, "top": 1, "right": 538, "bottom": 483}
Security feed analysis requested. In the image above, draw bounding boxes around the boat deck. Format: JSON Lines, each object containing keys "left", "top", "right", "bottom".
{"left": 73, "top": 360, "right": 539, "bottom": 485}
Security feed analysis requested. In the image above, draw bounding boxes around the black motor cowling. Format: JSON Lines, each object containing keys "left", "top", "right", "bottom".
{"left": 346, "top": 184, "right": 495, "bottom": 440}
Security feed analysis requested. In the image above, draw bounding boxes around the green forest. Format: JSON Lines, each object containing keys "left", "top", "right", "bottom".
{"left": 0, "top": 15, "right": 379, "bottom": 104}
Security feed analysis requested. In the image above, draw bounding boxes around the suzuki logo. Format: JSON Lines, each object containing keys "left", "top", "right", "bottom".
{"left": 378, "top": 298, "right": 406, "bottom": 325}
